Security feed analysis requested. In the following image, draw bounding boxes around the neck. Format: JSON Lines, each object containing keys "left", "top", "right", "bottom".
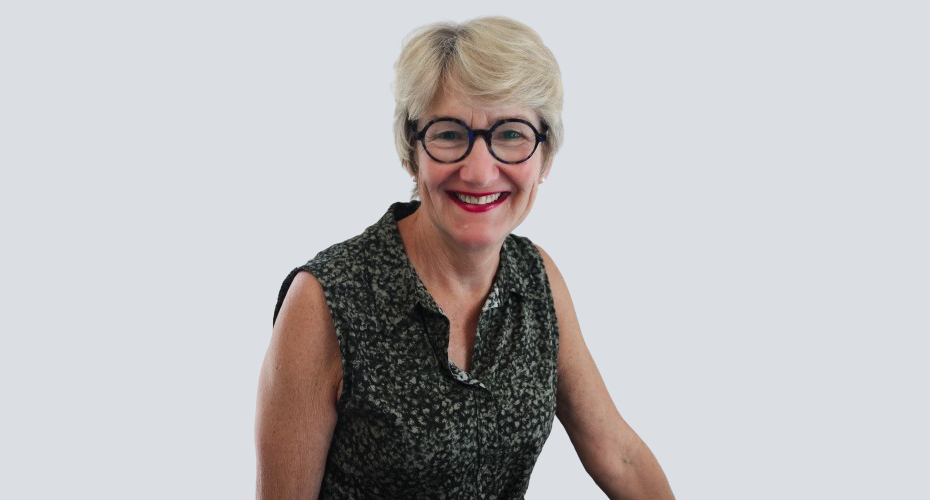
{"left": 397, "top": 209, "right": 501, "bottom": 299}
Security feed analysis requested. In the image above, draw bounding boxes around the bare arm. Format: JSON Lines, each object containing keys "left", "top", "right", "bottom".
{"left": 538, "top": 246, "right": 675, "bottom": 500}
{"left": 255, "top": 271, "right": 343, "bottom": 500}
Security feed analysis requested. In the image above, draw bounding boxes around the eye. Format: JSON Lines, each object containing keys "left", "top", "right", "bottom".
{"left": 426, "top": 121, "right": 468, "bottom": 144}
{"left": 436, "top": 130, "right": 462, "bottom": 140}
{"left": 493, "top": 123, "right": 532, "bottom": 143}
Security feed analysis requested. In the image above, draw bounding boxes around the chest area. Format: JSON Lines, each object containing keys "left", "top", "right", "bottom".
{"left": 443, "top": 307, "right": 479, "bottom": 371}
{"left": 329, "top": 298, "right": 559, "bottom": 496}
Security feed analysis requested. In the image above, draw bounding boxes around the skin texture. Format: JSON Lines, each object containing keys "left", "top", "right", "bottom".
{"left": 540, "top": 246, "right": 675, "bottom": 499}
{"left": 408, "top": 87, "right": 550, "bottom": 254}
{"left": 255, "top": 89, "right": 675, "bottom": 498}
{"left": 255, "top": 272, "right": 341, "bottom": 500}
{"left": 398, "top": 88, "right": 552, "bottom": 372}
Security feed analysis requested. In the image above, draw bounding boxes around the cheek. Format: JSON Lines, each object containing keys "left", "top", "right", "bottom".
{"left": 415, "top": 163, "right": 450, "bottom": 195}
{"left": 412, "top": 145, "right": 432, "bottom": 179}
{"left": 519, "top": 161, "right": 546, "bottom": 189}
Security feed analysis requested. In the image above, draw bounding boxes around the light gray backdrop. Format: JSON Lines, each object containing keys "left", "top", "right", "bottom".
{"left": 2, "top": 1, "right": 927, "bottom": 498}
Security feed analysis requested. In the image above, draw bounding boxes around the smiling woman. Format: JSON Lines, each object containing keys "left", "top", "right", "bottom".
{"left": 255, "top": 16, "right": 674, "bottom": 499}
{"left": 404, "top": 87, "right": 548, "bottom": 251}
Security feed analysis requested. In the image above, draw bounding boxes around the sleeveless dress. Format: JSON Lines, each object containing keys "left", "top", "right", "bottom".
{"left": 273, "top": 201, "right": 559, "bottom": 499}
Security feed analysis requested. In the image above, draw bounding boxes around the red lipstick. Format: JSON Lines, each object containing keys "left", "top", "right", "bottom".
{"left": 448, "top": 191, "right": 510, "bottom": 213}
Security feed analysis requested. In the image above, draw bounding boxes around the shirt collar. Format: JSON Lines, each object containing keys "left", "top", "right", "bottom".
{"left": 368, "top": 201, "right": 537, "bottom": 331}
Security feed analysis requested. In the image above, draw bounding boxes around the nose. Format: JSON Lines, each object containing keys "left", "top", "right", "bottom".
{"left": 458, "top": 137, "right": 499, "bottom": 186}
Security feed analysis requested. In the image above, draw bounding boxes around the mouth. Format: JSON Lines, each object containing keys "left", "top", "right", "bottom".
{"left": 453, "top": 192, "right": 505, "bottom": 205}
{"left": 448, "top": 191, "right": 509, "bottom": 212}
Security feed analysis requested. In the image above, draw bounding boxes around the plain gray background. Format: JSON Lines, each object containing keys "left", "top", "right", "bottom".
{"left": 2, "top": 1, "right": 927, "bottom": 498}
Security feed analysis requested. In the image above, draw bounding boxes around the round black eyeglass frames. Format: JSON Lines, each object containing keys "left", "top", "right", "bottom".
{"left": 411, "top": 117, "right": 547, "bottom": 165}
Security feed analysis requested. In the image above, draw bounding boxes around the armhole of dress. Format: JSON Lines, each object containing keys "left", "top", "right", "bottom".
{"left": 273, "top": 266, "right": 352, "bottom": 406}
{"left": 527, "top": 242, "right": 559, "bottom": 339}
{"left": 527, "top": 241, "right": 561, "bottom": 397}
{"left": 528, "top": 240, "right": 560, "bottom": 400}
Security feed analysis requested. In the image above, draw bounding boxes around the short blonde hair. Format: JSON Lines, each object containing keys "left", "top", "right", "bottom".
{"left": 393, "top": 16, "right": 564, "bottom": 177}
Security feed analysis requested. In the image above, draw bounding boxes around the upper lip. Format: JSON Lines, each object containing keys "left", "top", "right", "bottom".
{"left": 449, "top": 191, "right": 509, "bottom": 196}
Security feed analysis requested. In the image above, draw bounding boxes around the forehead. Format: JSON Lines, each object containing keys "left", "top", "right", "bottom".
{"left": 426, "top": 87, "right": 537, "bottom": 125}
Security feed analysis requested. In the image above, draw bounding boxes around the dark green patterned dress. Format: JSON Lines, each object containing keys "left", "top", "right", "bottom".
{"left": 274, "top": 201, "right": 559, "bottom": 499}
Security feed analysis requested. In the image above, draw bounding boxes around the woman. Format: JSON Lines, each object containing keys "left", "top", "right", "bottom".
{"left": 256, "top": 17, "right": 674, "bottom": 499}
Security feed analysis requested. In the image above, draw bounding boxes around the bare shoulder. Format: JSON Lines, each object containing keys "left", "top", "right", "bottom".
{"left": 278, "top": 270, "right": 329, "bottom": 326}
{"left": 534, "top": 243, "right": 561, "bottom": 286}
{"left": 535, "top": 244, "right": 590, "bottom": 388}
{"left": 276, "top": 271, "right": 332, "bottom": 338}
{"left": 534, "top": 244, "right": 582, "bottom": 339}
{"left": 265, "top": 270, "right": 342, "bottom": 396}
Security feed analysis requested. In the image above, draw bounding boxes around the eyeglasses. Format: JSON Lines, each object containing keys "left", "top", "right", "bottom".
{"left": 412, "top": 117, "right": 547, "bottom": 164}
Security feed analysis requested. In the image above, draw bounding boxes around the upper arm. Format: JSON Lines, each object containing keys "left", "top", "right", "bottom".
{"left": 255, "top": 271, "right": 342, "bottom": 500}
{"left": 538, "top": 246, "right": 674, "bottom": 499}
{"left": 537, "top": 245, "right": 626, "bottom": 458}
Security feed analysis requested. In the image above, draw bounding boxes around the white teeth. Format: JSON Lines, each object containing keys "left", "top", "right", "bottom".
{"left": 456, "top": 193, "right": 503, "bottom": 205}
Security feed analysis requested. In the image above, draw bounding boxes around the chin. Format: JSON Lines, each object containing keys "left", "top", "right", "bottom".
{"left": 449, "top": 228, "right": 509, "bottom": 251}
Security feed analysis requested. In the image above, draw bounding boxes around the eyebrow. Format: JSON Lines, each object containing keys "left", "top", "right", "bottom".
{"left": 425, "top": 114, "right": 537, "bottom": 126}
